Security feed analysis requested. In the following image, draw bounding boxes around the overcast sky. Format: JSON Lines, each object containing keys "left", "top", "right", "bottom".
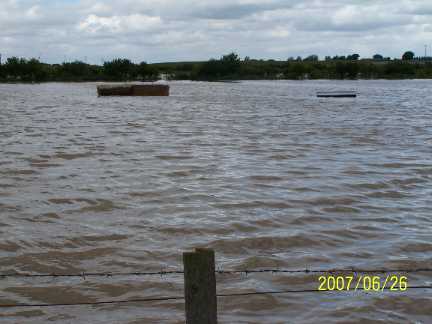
{"left": 1, "top": 0, "right": 431, "bottom": 63}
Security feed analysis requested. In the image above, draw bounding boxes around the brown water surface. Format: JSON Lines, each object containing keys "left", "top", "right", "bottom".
{"left": 0, "top": 81, "right": 431, "bottom": 323}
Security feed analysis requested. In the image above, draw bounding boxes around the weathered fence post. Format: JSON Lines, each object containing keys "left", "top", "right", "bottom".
{"left": 183, "top": 248, "right": 217, "bottom": 324}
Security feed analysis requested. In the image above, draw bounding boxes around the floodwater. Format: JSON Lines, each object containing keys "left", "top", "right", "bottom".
{"left": 0, "top": 80, "right": 431, "bottom": 323}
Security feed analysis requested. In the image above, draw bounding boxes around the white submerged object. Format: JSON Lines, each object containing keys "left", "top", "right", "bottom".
{"left": 317, "top": 91, "right": 357, "bottom": 98}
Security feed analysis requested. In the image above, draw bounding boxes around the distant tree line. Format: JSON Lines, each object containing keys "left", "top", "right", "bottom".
{"left": 158, "top": 51, "right": 432, "bottom": 80}
{"left": 1, "top": 51, "right": 432, "bottom": 82}
{"left": 0, "top": 58, "right": 158, "bottom": 82}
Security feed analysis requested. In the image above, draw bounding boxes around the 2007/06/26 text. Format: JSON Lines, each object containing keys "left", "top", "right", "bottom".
{"left": 318, "top": 275, "right": 408, "bottom": 292}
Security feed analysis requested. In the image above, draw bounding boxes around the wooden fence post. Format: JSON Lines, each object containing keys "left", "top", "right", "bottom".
{"left": 183, "top": 248, "right": 217, "bottom": 324}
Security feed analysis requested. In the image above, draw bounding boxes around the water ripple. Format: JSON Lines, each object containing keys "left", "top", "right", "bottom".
{"left": 1, "top": 80, "right": 431, "bottom": 323}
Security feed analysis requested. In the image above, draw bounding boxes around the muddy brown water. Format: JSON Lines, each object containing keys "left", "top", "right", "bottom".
{"left": 0, "top": 80, "right": 431, "bottom": 323}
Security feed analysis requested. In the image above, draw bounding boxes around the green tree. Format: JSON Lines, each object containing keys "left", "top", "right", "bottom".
{"left": 335, "top": 62, "right": 359, "bottom": 79}
{"left": 197, "top": 52, "right": 241, "bottom": 80}
{"left": 304, "top": 55, "right": 319, "bottom": 62}
{"left": 27, "top": 58, "right": 48, "bottom": 81}
{"left": 347, "top": 54, "right": 360, "bottom": 60}
{"left": 198, "top": 59, "right": 222, "bottom": 79}
{"left": 103, "top": 58, "right": 135, "bottom": 80}
{"left": 136, "top": 62, "right": 158, "bottom": 80}
{"left": 220, "top": 52, "right": 241, "bottom": 74}
{"left": 402, "top": 51, "right": 415, "bottom": 61}
{"left": 2, "top": 57, "right": 48, "bottom": 81}
{"left": 4, "top": 57, "right": 24, "bottom": 79}
{"left": 333, "top": 55, "right": 346, "bottom": 60}
{"left": 373, "top": 54, "right": 384, "bottom": 60}
{"left": 60, "top": 61, "right": 90, "bottom": 79}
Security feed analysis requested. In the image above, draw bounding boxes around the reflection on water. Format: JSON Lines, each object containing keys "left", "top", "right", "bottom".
{"left": 1, "top": 80, "right": 432, "bottom": 323}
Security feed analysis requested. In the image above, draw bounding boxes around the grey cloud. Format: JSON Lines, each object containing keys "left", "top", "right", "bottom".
{"left": 399, "top": 1, "right": 432, "bottom": 15}
{"left": 190, "top": 1, "right": 295, "bottom": 20}
{"left": 0, "top": 0, "right": 429, "bottom": 63}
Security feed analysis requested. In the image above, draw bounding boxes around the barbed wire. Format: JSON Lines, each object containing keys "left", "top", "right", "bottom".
{"left": 0, "top": 270, "right": 184, "bottom": 279}
{"left": 216, "top": 268, "right": 432, "bottom": 275}
{"left": 217, "top": 285, "right": 432, "bottom": 297}
{"left": 1, "top": 268, "right": 432, "bottom": 279}
{"left": 0, "top": 296, "right": 184, "bottom": 308}
{"left": 1, "top": 285, "right": 431, "bottom": 309}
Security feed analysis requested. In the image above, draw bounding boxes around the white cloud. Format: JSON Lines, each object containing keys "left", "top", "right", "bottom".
{"left": 25, "top": 5, "right": 40, "bottom": 18}
{"left": 0, "top": 0, "right": 431, "bottom": 63}
{"left": 78, "top": 14, "right": 162, "bottom": 33}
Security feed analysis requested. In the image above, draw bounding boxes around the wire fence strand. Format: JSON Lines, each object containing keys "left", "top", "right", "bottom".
{"left": 2, "top": 267, "right": 431, "bottom": 310}
{"left": 0, "top": 296, "right": 184, "bottom": 308}
{"left": 0, "top": 270, "right": 184, "bottom": 279}
{"left": 1, "top": 286, "right": 432, "bottom": 309}
{"left": 2, "top": 268, "right": 432, "bottom": 279}
{"left": 216, "top": 268, "right": 432, "bottom": 275}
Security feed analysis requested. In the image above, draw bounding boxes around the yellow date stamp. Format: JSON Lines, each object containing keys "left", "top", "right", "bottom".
{"left": 318, "top": 275, "right": 408, "bottom": 292}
